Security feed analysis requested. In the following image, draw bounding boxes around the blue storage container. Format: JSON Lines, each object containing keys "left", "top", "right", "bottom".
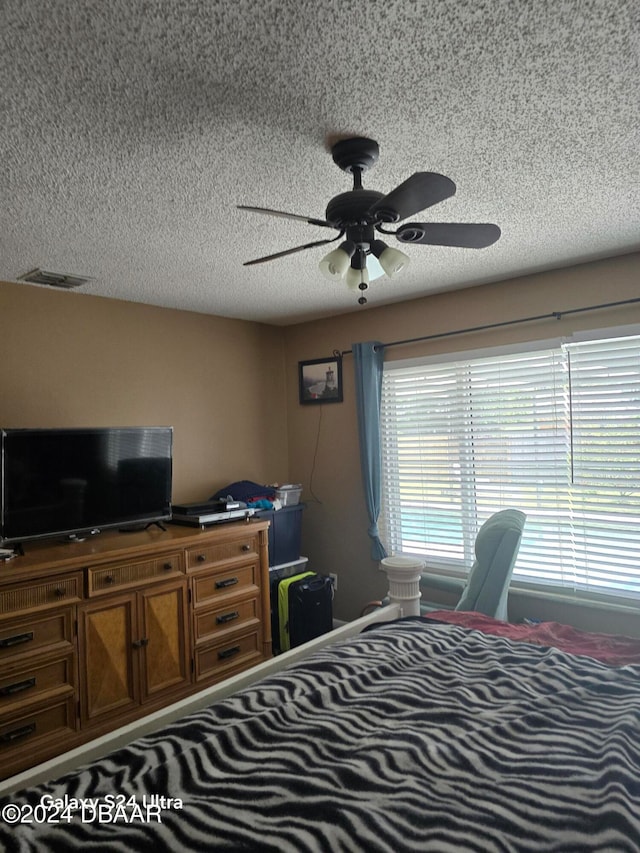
{"left": 255, "top": 503, "right": 305, "bottom": 567}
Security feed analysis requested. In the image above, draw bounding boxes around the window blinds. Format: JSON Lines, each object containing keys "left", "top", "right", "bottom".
{"left": 380, "top": 334, "right": 640, "bottom": 598}
{"left": 563, "top": 336, "right": 640, "bottom": 594}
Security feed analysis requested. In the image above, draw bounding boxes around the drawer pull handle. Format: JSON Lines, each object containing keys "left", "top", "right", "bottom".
{"left": 163, "top": 562, "right": 173, "bottom": 571}
{"left": 197, "top": 554, "right": 207, "bottom": 563}
{"left": 132, "top": 638, "right": 149, "bottom": 649}
{"left": 216, "top": 611, "right": 239, "bottom": 625}
{"left": 104, "top": 575, "right": 115, "bottom": 585}
{"left": 54, "top": 587, "right": 67, "bottom": 597}
{"left": 215, "top": 577, "right": 239, "bottom": 590}
{"left": 241, "top": 544, "right": 251, "bottom": 552}
{"left": 0, "top": 631, "right": 34, "bottom": 649}
{"left": 0, "top": 723, "right": 36, "bottom": 744}
{"left": 218, "top": 645, "right": 241, "bottom": 660}
{"left": 0, "top": 677, "right": 36, "bottom": 698}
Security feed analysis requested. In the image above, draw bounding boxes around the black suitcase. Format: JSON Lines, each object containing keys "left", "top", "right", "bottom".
{"left": 287, "top": 573, "right": 333, "bottom": 649}
{"left": 271, "top": 570, "right": 315, "bottom": 654}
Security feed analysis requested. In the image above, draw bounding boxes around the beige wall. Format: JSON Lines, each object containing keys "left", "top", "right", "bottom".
{"left": 284, "top": 251, "right": 640, "bottom": 632}
{"left": 0, "top": 281, "right": 289, "bottom": 502}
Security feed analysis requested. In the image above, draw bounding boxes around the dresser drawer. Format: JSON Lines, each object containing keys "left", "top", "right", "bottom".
{"left": 191, "top": 563, "right": 259, "bottom": 607}
{"left": 186, "top": 534, "right": 260, "bottom": 571}
{"left": 0, "top": 653, "right": 75, "bottom": 714}
{"left": 0, "top": 691, "right": 77, "bottom": 756}
{"left": 193, "top": 597, "right": 260, "bottom": 644}
{"left": 0, "top": 572, "right": 82, "bottom": 617}
{"left": 193, "top": 630, "right": 262, "bottom": 682}
{"left": 87, "top": 553, "right": 184, "bottom": 595}
{"left": 0, "top": 608, "right": 75, "bottom": 664}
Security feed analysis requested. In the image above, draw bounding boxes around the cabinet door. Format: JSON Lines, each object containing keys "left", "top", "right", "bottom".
{"left": 78, "top": 594, "right": 140, "bottom": 725}
{"left": 138, "top": 579, "right": 190, "bottom": 702}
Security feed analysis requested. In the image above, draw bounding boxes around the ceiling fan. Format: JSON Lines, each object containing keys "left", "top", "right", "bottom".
{"left": 238, "top": 136, "right": 501, "bottom": 305}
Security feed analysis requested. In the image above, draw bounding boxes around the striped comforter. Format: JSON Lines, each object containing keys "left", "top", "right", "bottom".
{"left": 2, "top": 617, "right": 640, "bottom": 852}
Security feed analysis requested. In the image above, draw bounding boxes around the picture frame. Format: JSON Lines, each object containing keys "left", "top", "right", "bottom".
{"left": 298, "top": 356, "right": 343, "bottom": 405}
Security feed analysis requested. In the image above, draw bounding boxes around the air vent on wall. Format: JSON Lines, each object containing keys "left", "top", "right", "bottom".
{"left": 18, "top": 268, "right": 92, "bottom": 289}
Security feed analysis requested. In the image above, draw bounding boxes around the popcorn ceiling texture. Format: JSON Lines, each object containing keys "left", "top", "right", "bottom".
{"left": 0, "top": 0, "right": 638, "bottom": 325}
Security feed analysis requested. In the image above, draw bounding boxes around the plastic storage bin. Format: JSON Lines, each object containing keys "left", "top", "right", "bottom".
{"left": 255, "top": 503, "right": 305, "bottom": 567}
{"left": 276, "top": 484, "right": 302, "bottom": 506}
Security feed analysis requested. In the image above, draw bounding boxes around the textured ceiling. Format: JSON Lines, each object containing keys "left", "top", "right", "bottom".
{"left": 1, "top": 1, "right": 638, "bottom": 326}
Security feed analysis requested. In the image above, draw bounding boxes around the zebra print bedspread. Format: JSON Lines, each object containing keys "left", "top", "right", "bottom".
{"left": 2, "top": 617, "right": 640, "bottom": 852}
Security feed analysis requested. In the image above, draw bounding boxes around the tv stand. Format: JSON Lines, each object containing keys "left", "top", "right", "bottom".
{"left": 119, "top": 521, "right": 167, "bottom": 533}
{"left": 0, "top": 543, "right": 24, "bottom": 558}
{"left": 0, "top": 520, "right": 271, "bottom": 780}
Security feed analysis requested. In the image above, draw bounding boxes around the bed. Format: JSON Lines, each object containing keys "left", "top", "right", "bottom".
{"left": 1, "top": 608, "right": 640, "bottom": 852}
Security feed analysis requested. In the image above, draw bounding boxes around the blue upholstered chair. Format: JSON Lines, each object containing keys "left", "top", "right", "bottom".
{"left": 420, "top": 509, "right": 526, "bottom": 621}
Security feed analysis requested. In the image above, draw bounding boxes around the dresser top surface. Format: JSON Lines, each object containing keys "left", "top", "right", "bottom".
{"left": 0, "top": 520, "right": 270, "bottom": 587}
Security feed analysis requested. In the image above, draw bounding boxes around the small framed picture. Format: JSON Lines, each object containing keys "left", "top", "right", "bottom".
{"left": 299, "top": 356, "right": 343, "bottom": 405}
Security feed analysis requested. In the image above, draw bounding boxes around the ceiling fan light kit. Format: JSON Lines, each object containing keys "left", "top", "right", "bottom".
{"left": 346, "top": 264, "right": 369, "bottom": 294}
{"left": 318, "top": 240, "right": 356, "bottom": 279}
{"left": 239, "top": 137, "right": 501, "bottom": 306}
{"left": 370, "top": 240, "right": 410, "bottom": 277}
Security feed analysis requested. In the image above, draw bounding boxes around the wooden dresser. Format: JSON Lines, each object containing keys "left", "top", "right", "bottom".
{"left": 0, "top": 519, "right": 271, "bottom": 779}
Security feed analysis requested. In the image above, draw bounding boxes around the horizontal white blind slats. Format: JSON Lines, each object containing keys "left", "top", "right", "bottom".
{"left": 380, "top": 335, "right": 640, "bottom": 599}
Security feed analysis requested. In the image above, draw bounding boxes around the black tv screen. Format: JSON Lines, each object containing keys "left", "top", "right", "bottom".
{"left": 1, "top": 427, "right": 173, "bottom": 546}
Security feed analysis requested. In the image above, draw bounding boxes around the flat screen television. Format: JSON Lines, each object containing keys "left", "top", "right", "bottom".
{"left": 0, "top": 427, "right": 173, "bottom": 547}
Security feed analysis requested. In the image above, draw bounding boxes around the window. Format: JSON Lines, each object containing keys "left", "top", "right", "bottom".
{"left": 380, "top": 333, "right": 640, "bottom": 599}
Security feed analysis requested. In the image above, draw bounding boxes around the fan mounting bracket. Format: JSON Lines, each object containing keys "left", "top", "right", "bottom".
{"left": 331, "top": 137, "right": 379, "bottom": 174}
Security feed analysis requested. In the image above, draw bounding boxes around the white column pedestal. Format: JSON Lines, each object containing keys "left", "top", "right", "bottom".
{"left": 381, "top": 555, "right": 425, "bottom": 617}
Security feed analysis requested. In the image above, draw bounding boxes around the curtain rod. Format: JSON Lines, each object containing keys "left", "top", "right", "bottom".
{"left": 336, "top": 296, "right": 640, "bottom": 358}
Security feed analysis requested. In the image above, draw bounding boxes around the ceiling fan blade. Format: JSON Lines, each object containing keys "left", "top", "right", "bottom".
{"left": 396, "top": 222, "right": 501, "bottom": 248}
{"left": 243, "top": 236, "right": 343, "bottom": 266}
{"left": 368, "top": 173, "right": 457, "bottom": 223}
{"left": 238, "top": 205, "right": 338, "bottom": 229}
